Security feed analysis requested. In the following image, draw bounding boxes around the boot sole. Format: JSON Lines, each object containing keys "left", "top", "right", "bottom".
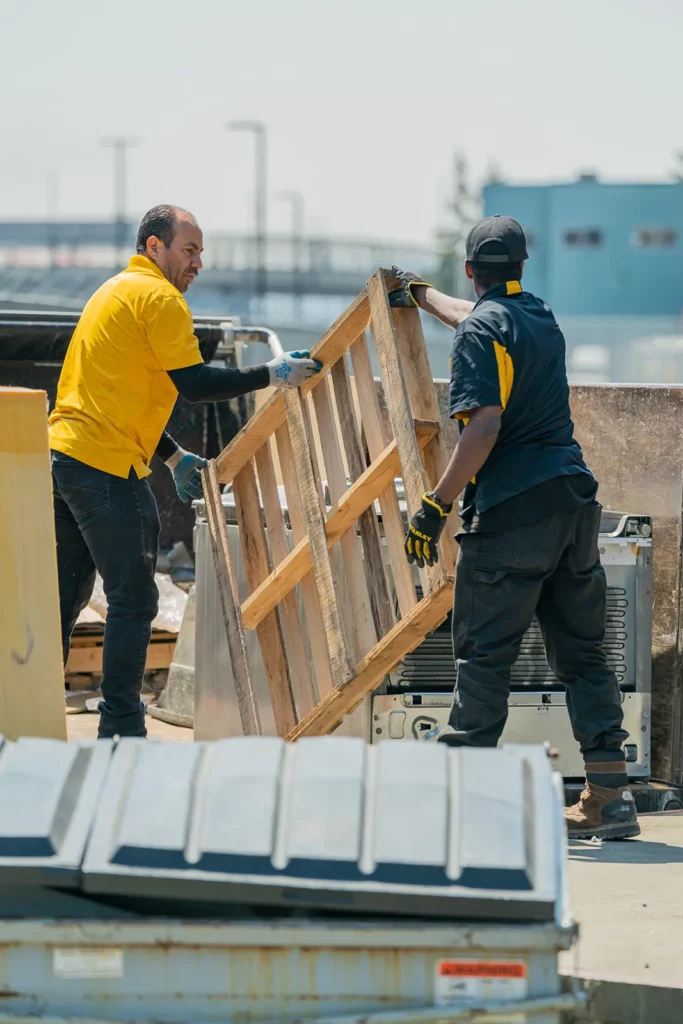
{"left": 568, "top": 822, "right": 641, "bottom": 840}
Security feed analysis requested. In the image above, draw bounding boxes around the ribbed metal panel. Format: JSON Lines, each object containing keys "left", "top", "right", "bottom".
{"left": 82, "top": 737, "right": 562, "bottom": 922}
{"left": 0, "top": 737, "right": 112, "bottom": 887}
{"left": 394, "top": 587, "right": 631, "bottom": 691}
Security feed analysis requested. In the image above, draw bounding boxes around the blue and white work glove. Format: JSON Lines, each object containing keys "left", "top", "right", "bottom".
{"left": 165, "top": 449, "right": 208, "bottom": 503}
{"left": 266, "top": 350, "right": 323, "bottom": 389}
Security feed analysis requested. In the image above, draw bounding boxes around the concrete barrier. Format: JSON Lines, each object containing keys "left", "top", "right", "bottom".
{"left": 0, "top": 387, "right": 66, "bottom": 740}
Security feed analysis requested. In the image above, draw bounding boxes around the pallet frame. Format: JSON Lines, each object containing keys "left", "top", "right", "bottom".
{"left": 202, "top": 269, "right": 456, "bottom": 739}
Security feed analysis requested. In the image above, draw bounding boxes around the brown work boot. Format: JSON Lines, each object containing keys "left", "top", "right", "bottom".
{"left": 565, "top": 781, "right": 640, "bottom": 840}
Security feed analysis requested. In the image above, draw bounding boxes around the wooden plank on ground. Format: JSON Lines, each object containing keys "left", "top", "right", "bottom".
{"left": 331, "top": 354, "right": 396, "bottom": 638}
{"left": 232, "top": 460, "right": 298, "bottom": 736}
{"left": 254, "top": 440, "right": 317, "bottom": 718}
{"left": 287, "top": 577, "right": 454, "bottom": 739}
{"left": 202, "top": 460, "right": 261, "bottom": 736}
{"left": 283, "top": 388, "right": 354, "bottom": 687}
{"left": 312, "top": 375, "right": 377, "bottom": 659}
{"left": 215, "top": 291, "right": 371, "bottom": 484}
{"left": 65, "top": 642, "right": 176, "bottom": 675}
{"left": 350, "top": 331, "right": 417, "bottom": 617}
{"left": 242, "top": 422, "right": 438, "bottom": 629}
{"left": 276, "top": 423, "right": 334, "bottom": 697}
{"left": 367, "top": 270, "right": 445, "bottom": 593}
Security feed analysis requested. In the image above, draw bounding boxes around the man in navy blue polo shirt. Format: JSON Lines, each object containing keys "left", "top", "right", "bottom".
{"left": 390, "top": 216, "right": 639, "bottom": 840}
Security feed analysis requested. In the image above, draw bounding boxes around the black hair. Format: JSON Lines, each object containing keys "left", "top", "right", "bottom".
{"left": 468, "top": 238, "right": 522, "bottom": 290}
{"left": 135, "top": 205, "right": 180, "bottom": 254}
{"left": 469, "top": 261, "right": 522, "bottom": 291}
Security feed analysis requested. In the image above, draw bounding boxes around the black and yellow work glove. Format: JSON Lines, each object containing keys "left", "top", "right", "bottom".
{"left": 388, "top": 266, "right": 433, "bottom": 308}
{"left": 405, "top": 491, "right": 453, "bottom": 568}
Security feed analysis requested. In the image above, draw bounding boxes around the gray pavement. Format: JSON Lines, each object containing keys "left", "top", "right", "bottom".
{"left": 561, "top": 811, "right": 683, "bottom": 1019}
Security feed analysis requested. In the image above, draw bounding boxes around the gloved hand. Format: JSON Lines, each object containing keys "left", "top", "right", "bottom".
{"left": 267, "top": 350, "right": 323, "bottom": 389}
{"left": 165, "top": 449, "right": 208, "bottom": 503}
{"left": 388, "top": 266, "right": 433, "bottom": 308}
{"left": 405, "top": 491, "right": 453, "bottom": 568}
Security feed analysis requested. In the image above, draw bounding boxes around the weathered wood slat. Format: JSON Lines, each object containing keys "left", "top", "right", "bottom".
{"left": 331, "top": 354, "right": 396, "bottom": 639}
{"left": 391, "top": 304, "right": 459, "bottom": 570}
{"left": 283, "top": 389, "right": 354, "bottom": 687}
{"left": 232, "top": 460, "right": 298, "bottom": 736}
{"left": 241, "top": 422, "right": 438, "bottom": 630}
{"left": 275, "top": 423, "right": 334, "bottom": 697}
{"left": 286, "top": 577, "right": 454, "bottom": 739}
{"left": 215, "top": 291, "right": 370, "bottom": 484}
{"left": 202, "top": 461, "right": 261, "bottom": 735}
{"left": 350, "top": 331, "right": 417, "bottom": 618}
{"left": 367, "top": 270, "right": 446, "bottom": 593}
{"left": 312, "top": 376, "right": 377, "bottom": 660}
{"left": 254, "top": 440, "right": 318, "bottom": 718}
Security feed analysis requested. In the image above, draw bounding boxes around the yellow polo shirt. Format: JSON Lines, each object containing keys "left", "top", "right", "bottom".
{"left": 48, "top": 255, "right": 203, "bottom": 479}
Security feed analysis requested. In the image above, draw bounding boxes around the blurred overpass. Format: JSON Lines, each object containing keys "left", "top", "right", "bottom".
{"left": 0, "top": 221, "right": 439, "bottom": 313}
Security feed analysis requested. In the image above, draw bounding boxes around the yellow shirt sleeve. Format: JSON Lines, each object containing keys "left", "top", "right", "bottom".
{"left": 143, "top": 293, "right": 203, "bottom": 371}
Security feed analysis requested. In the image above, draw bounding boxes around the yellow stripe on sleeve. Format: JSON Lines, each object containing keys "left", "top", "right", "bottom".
{"left": 493, "top": 341, "right": 514, "bottom": 409}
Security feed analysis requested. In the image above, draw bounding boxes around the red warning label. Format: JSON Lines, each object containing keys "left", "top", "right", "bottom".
{"left": 438, "top": 961, "right": 527, "bottom": 979}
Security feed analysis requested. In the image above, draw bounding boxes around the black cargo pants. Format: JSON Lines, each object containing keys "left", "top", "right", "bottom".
{"left": 443, "top": 502, "right": 628, "bottom": 753}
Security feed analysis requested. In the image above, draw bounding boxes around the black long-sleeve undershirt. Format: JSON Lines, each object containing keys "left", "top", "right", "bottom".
{"left": 155, "top": 430, "right": 179, "bottom": 461}
{"left": 168, "top": 362, "right": 270, "bottom": 403}
{"left": 154, "top": 362, "right": 271, "bottom": 462}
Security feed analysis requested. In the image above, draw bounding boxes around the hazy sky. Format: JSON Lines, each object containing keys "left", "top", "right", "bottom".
{"left": 2, "top": 0, "right": 682, "bottom": 244}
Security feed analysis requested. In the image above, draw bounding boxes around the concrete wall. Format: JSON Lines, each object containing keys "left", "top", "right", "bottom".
{"left": 433, "top": 380, "right": 683, "bottom": 783}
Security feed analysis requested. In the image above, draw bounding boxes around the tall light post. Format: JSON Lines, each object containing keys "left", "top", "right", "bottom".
{"left": 101, "top": 136, "right": 138, "bottom": 267}
{"left": 226, "top": 120, "right": 267, "bottom": 320}
{"left": 46, "top": 170, "right": 59, "bottom": 268}
{"left": 277, "top": 190, "right": 305, "bottom": 322}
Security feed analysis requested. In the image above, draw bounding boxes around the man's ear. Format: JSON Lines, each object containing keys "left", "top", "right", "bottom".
{"left": 146, "top": 235, "right": 162, "bottom": 259}
{"left": 465, "top": 260, "right": 474, "bottom": 281}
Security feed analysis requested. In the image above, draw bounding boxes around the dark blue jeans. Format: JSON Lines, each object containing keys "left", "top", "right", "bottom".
{"left": 51, "top": 451, "right": 160, "bottom": 737}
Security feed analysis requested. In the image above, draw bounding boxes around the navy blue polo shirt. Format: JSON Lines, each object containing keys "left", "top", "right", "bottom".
{"left": 448, "top": 280, "right": 595, "bottom": 531}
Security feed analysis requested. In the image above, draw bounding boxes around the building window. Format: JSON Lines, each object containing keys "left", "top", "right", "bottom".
{"left": 564, "top": 229, "right": 603, "bottom": 247}
{"left": 633, "top": 228, "right": 677, "bottom": 248}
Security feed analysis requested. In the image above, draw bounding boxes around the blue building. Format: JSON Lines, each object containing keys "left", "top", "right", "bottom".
{"left": 483, "top": 177, "right": 683, "bottom": 317}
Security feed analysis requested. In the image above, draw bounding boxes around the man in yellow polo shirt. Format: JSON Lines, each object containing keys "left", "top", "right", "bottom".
{"left": 49, "top": 204, "right": 321, "bottom": 738}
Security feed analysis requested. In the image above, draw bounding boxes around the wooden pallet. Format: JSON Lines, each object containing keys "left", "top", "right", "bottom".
{"left": 65, "top": 631, "right": 177, "bottom": 676}
{"left": 202, "top": 269, "right": 457, "bottom": 740}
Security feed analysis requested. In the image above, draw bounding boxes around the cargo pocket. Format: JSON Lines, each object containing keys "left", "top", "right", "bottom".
{"left": 570, "top": 502, "right": 603, "bottom": 574}
{"left": 472, "top": 568, "right": 507, "bottom": 585}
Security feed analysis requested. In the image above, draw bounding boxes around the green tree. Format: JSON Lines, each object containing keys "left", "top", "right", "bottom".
{"left": 672, "top": 151, "right": 683, "bottom": 182}
{"left": 434, "top": 151, "right": 479, "bottom": 296}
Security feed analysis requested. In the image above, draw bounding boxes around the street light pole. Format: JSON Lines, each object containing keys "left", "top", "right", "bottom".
{"left": 226, "top": 120, "right": 267, "bottom": 320}
{"left": 46, "top": 171, "right": 59, "bottom": 268}
{"left": 101, "top": 136, "right": 138, "bottom": 267}
{"left": 277, "top": 190, "right": 305, "bottom": 322}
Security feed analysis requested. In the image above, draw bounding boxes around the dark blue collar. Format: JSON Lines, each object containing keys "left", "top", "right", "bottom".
{"left": 474, "top": 280, "right": 523, "bottom": 308}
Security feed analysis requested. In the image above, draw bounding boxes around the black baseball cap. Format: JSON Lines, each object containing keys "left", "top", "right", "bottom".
{"left": 466, "top": 215, "right": 529, "bottom": 265}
